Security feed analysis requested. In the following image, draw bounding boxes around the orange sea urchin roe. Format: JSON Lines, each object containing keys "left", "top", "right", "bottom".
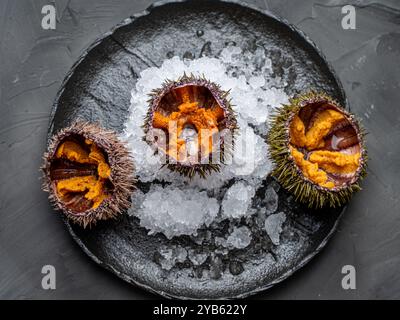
{"left": 290, "top": 115, "right": 307, "bottom": 147}
{"left": 55, "top": 139, "right": 111, "bottom": 209}
{"left": 309, "top": 150, "right": 360, "bottom": 174}
{"left": 290, "top": 146, "right": 335, "bottom": 189}
{"left": 289, "top": 108, "right": 360, "bottom": 189}
{"left": 56, "top": 140, "right": 91, "bottom": 163}
{"left": 56, "top": 176, "right": 107, "bottom": 208}
{"left": 305, "top": 109, "right": 345, "bottom": 150}
{"left": 152, "top": 87, "right": 225, "bottom": 162}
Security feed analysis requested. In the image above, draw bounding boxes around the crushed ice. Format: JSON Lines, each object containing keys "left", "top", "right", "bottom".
{"left": 222, "top": 182, "right": 255, "bottom": 219}
{"left": 226, "top": 226, "right": 253, "bottom": 249}
{"left": 156, "top": 245, "right": 188, "bottom": 271}
{"left": 265, "top": 212, "right": 287, "bottom": 245}
{"left": 124, "top": 44, "right": 289, "bottom": 251}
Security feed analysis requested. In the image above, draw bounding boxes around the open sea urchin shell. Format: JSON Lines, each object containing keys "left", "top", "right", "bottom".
{"left": 267, "top": 91, "right": 367, "bottom": 208}
{"left": 143, "top": 74, "right": 238, "bottom": 178}
{"left": 42, "top": 122, "right": 135, "bottom": 228}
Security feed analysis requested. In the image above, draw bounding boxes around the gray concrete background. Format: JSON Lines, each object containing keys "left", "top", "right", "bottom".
{"left": 0, "top": 0, "right": 399, "bottom": 299}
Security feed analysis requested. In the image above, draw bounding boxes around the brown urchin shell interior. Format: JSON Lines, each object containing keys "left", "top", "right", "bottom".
{"left": 49, "top": 134, "right": 113, "bottom": 213}
{"left": 288, "top": 101, "right": 362, "bottom": 189}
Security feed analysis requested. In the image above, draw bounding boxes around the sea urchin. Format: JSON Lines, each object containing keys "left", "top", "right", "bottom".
{"left": 268, "top": 91, "right": 367, "bottom": 208}
{"left": 143, "top": 74, "right": 238, "bottom": 178}
{"left": 42, "top": 122, "right": 135, "bottom": 228}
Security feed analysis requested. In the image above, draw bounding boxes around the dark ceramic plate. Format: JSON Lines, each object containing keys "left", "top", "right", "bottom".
{"left": 47, "top": 0, "right": 347, "bottom": 299}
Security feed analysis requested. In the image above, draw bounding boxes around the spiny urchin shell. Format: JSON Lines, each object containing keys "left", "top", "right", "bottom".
{"left": 267, "top": 91, "right": 368, "bottom": 208}
{"left": 41, "top": 121, "right": 136, "bottom": 228}
{"left": 143, "top": 73, "right": 238, "bottom": 178}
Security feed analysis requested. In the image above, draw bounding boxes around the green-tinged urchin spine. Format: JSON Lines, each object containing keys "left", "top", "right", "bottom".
{"left": 143, "top": 73, "right": 238, "bottom": 178}
{"left": 267, "top": 91, "right": 368, "bottom": 209}
{"left": 163, "top": 163, "right": 221, "bottom": 179}
{"left": 41, "top": 121, "right": 136, "bottom": 228}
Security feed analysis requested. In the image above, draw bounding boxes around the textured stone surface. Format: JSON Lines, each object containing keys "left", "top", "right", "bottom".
{"left": 0, "top": 0, "right": 399, "bottom": 299}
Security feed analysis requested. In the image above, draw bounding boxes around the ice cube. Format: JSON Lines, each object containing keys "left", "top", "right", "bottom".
{"left": 249, "top": 75, "right": 265, "bottom": 89}
{"left": 156, "top": 245, "right": 187, "bottom": 270}
{"left": 264, "top": 212, "right": 286, "bottom": 245}
{"left": 188, "top": 250, "right": 208, "bottom": 266}
{"left": 226, "top": 226, "right": 252, "bottom": 249}
{"left": 264, "top": 186, "right": 279, "bottom": 215}
{"left": 222, "top": 181, "right": 255, "bottom": 219}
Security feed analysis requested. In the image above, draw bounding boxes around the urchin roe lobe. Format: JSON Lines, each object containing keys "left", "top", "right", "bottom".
{"left": 289, "top": 102, "right": 361, "bottom": 189}
{"left": 151, "top": 85, "right": 226, "bottom": 163}
{"left": 49, "top": 136, "right": 112, "bottom": 212}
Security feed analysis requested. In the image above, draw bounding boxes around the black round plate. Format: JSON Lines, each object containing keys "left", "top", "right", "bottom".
{"left": 48, "top": 0, "right": 347, "bottom": 299}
